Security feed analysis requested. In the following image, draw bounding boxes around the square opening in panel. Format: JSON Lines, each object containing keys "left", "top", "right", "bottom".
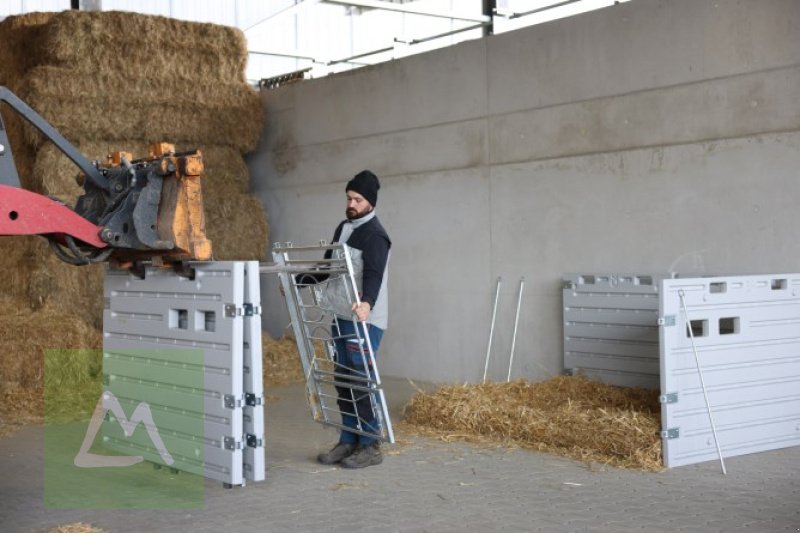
{"left": 196, "top": 310, "right": 216, "bottom": 332}
{"left": 686, "top": 319, "right": 708, "bottom": 338}
{"left": 637, "top": 276, "right": 653, "bottom": 286}
{"left": 169, "top": 308, "right": 188, "bottom": 329}
{"left": 771, "top": 278, "right": 787, "bottom": 290}
{"left": 580, "top": 275, "right": 596, "bottom": 284}
{"left": 709, "top": 282, "right": 727, "bottom": 294}
{"left": 719, "top": 316, "right": 739, "bottom": 335}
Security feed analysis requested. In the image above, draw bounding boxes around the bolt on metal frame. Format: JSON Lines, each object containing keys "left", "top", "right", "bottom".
{"left": 267, "top": 242, "right": 394, "bottom": 443}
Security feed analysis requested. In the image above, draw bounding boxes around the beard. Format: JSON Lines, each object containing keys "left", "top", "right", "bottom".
{"left": 346, "top": 206, "right": 372, "bottom": 220}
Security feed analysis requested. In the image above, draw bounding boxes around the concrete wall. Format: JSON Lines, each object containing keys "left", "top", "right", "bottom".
{"left": 249, "top": 0, "right": 800, "bottom": 384}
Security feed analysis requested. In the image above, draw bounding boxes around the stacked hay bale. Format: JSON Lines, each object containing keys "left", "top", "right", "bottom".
{"left": 0, "top": 10, "right": 275, "bottom": 432}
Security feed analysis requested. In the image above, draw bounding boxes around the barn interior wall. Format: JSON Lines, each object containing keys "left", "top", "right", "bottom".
{"left": 249, "top": 0, "right": 800, "bottom": 383}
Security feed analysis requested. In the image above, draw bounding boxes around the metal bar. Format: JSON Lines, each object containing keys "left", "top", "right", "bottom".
{"left": 495, "top": 0, "right": 583, "bottom": 19}
{"left": 482, "top": 277, "right": 502, "bottom": 384}
{"left": 0, "top": 86, "right": 107, "bottom": 191}
{"left": 506, "top": 277, "right": 525, "bottom": 382}
{"left": 327, "top": 45, "right": 394, "bottom": 66}
{"left": 394, "top": 22, "right": 487, "bottom": 46}
{"left": 679, "top": 290, "right": 727, "bottom": 475}
{"left": 323, "top": 0, "right": 491, "bottom": 23}
{"left": 243, "top": 0, "right": 320, "bottom": 32}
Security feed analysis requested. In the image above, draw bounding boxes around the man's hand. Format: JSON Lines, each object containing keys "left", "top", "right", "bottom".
{"left": 352, "top": 301, "right": 371, "bottom": 322}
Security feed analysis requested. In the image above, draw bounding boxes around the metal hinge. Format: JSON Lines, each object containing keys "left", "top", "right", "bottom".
{"left": 224, "top": 303, "right": 261, "bottom": 317}
{"left": 659, "top": 393, "right": 678, "bottom": 404}
{"left": 661, "top": 427, "right": 680, "bottom": 439}
{"left": 223, "top": 436, "right": 242, "bottom": 450}
{"left": 562, "top": 281, "right": 576, "bottom": 290}
{"left": 245, "top": 393, "right": 262, "bottom": 407}
{"left": 102, "top": 374, "right": 110, "bottom": 386}
{"left": 224, "top": 394, "right": 242, "bottom": 409}
{"left": 104, "top": 297, "right": 111, "bottom": 310}
{"left": 658, "top": 315, "right": 676, "bottom": 327}
{"left": 245, "top": 433, "right": 263, "bottom": 448}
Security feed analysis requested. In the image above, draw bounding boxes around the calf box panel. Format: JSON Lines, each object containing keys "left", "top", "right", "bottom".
{"left": 660, "top": 274, "right": 800, "bottom": 468}
{"left": 103, "top": 263, "right": 248, "bottom": 485}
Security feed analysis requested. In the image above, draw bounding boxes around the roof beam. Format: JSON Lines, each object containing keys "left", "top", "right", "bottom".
{"left": 322, "top": 0, "right": 490, "bottom": 24}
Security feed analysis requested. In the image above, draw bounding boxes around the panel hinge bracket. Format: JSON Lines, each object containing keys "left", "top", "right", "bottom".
{"left": 224, "top": 394, "right": 242, "bottom": 409}
{"left": 562, "top": 280, "right": 576, "bottom": 290}
{"left": 658, "top": 315, "right": 676, "bottom": 327}
{"left": 223, "top": 436, "right": 242, "bottom": 450}
{"left": 245, "top": 433, "right": 263, "bottom": 448}
{"left": 659, "top": 392, "right": 678, "bottom": 404}
{"left": 661, "top": 427, "right": 680, "bottom": 439}
{"left": 245, "top": 392, "right": 262, "bottom": 407}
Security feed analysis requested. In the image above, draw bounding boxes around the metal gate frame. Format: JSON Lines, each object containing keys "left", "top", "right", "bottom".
{"left": 269, "top": 242, "right": 395, "bottom": 444}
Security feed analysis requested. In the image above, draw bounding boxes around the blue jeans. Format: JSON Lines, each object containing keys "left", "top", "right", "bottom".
{"left": 331, "top": 317, "right": 384, "bottom": 446}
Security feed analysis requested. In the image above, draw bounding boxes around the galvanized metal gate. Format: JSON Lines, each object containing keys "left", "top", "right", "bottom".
{"left": 269, "top": 242, "right": 394, "bottom": 444}
{"left": 659, "top": 273, "right": 800, "bottom": 468}
{"left": 102, "top": 261, "right": 265, "bottom": 486}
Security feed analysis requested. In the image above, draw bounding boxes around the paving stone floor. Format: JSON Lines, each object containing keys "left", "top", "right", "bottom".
{"left": 1, "top": 378, "right": 798, "bottom": 532}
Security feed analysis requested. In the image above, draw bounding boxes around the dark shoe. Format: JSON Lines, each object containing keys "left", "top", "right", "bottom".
{"left": 317, "top": 442, "right": 357, "bottom": 465}
{"left": 341, "top": 443, "right": 383, "bottom": 469}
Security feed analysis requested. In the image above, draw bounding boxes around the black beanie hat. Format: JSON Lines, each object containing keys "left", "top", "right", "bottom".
{"left": 346, "top": 170, "right": 380, "bottom": 207}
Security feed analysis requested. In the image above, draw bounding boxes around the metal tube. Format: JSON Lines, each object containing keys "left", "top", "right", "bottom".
{"left": 679, "top": 290, "right": 727, "bottom": 475}
{"left": 482, "top": 277, "right": 502, "bottom": 384}
{"left": 506, "top": 277, "right": 525, "bottom": 382}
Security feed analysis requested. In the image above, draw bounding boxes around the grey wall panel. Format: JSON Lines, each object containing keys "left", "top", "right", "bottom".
{"left": 487, "top": 0, "right": 800, "bottom": 116}
{"left": 660, "top": 274, "right": 800, "bottom": 468}
{"left": 286, "top": 38, "right": 487, "bottom": 145}
{"left": 252, "top": 0, "right": 800, "bottom": 386}
{"left": 489, "top": 66, "right": 800, "bottom": 165}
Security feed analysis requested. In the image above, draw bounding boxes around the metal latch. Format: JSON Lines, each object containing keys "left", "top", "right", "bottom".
{"left": 245, "top": 393, "right": 262, "bottom": 407}
{"left": 245, "top": 433, "right": 263, "bottom": 448}
{"left": 658, "top": 315, "right": 676, "bottom": 327}
{"left": 223, "top": 436, "right": 242, "bottom": 450}
{"left": 661, "top": 427, "right": 680, "bottom": 439}
{"left": 659, "top": 393, "right": 678, "bottom": 404}
{"left": 224, "top": 303, "right": 261, "bottom": 317}
{"left": 224, "top": 394, "right": 242, "bottom": 409}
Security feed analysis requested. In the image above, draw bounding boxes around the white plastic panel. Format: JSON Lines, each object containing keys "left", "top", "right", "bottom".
{"left": 103, "top": 262, "right": 245, "bottom": 485}
{"left": 659, "top": 273, "right": 800, "bottom": 468}
{"left": 243, "top": 261, "right": 265, "bottom": 482}
{"left": 563, "top": 273, "right": 667, "bottom": 389}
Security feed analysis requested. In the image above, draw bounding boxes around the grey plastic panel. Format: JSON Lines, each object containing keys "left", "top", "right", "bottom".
{"left": 103, "top": 263, "right": 246, "bottom": 485}
{"left": 563, "top": 273, "right": 669, "bottom": 389}
{"left": 242, "top": 261, "right": 265, "bottom": 482}
{"left": 659, "top": 274, "right": 800, "bottom": 468}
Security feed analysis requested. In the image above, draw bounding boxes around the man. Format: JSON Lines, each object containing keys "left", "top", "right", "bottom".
{"left": 315, "top": 170, "right": 391, "bottom": 469}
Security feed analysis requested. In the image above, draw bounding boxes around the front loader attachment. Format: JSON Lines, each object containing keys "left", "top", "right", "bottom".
{"left": 0, "top": 85, "right": 213, "bottom": 266}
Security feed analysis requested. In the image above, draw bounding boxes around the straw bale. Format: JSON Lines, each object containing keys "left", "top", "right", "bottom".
{"left": 0, "top": 237, "right": 38, "bottom": 301}
{"left": 0, "top": 295, "right": 102, "bottom": 393}
{"left": 32, "top": 141, "right": 249, "bottom": 200}
{"left": 39, "top": 10, "right": 248, "bottom": 82}
{"left": 205, "top": 194, "right": 269, "bottom": 261}
{"left": 20, "top": 93, "right": 262, "bottom": 153}
{"left": 403, "top": 375, "right": 663, "bottom": 471}
{"left": 25, "top": 66, "right": 259, "bottom": 109}
{"left": 25, "top": 241, "right": 106, "bottom": 329}
{"left": 262, "top": 335, "right": 305, "bottom": 388}
{"left": 0, "top": 13, "right": 55, "bottom": 84}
